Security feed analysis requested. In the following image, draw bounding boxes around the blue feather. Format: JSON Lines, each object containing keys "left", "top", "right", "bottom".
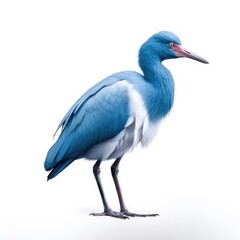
{"left": 45, "top": 74, "right": 132, "bottom": 172}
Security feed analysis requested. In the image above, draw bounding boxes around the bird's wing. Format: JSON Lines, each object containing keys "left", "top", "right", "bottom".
{"left": 54, "top": 74, "right": 120, "bottom": 137}
{"left": 54, "top": 71, "right": 145, "bottom": 136}
{"left": 44, "top": 76, "right": 132, "bottom": 171}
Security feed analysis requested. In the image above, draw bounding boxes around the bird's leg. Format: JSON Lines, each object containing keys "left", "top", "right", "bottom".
{"left": 90, "top": 159, "right": 128, "bottom": 219}
{"left": 111, "top": 157, "right": 126, "bottom": 211}
{"left": 111, "top": 157, "right": 159, "bottom": 217}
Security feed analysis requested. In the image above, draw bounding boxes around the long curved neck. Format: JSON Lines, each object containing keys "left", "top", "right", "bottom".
{"left": 138, "top": 49, "right": 175, "bottom": 121}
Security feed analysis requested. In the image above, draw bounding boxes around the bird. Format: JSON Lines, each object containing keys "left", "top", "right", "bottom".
{"left": 44, "top": 31, "right": 208, "bottom": 219}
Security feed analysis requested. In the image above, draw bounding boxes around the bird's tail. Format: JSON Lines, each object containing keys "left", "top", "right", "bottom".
{"left": 44, "top": 140, "right": 75, "bottom": 180}
{"left": 44, "top": 143, "right": 59, "bottom": 171}
{"left": 47, "top": 158, "right": 75, "bottom": 181}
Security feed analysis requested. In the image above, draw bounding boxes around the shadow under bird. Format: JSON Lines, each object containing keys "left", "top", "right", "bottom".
{"left": 44, "top": 31, "right": 208, "bottom": 219}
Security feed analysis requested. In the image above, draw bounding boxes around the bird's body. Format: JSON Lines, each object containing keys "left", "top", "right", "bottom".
{"left": 45, "top": 69, "right": 174, "bottom": 178}
{"left": 45, "top": 31, "right": 208, "bottom": 218}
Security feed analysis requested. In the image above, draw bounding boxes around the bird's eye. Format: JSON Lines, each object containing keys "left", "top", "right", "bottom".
{"left": 169, "top": 42, "right": 174, "bottom": 47}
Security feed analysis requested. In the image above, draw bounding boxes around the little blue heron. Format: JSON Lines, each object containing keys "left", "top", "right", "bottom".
{"left": 44, "top": 31, "right": 208, "bottom": 219}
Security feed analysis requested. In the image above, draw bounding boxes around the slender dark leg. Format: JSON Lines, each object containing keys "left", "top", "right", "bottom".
{"left": 111, "top": 157, "right": 159, "bottom": 217}
{"left": 90, "top": 159, "right": 128, "bottom": 219}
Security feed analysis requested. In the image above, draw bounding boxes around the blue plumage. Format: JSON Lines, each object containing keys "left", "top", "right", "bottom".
{"left": 44, "top": 31, "right": 208, "bottom": 218}
{"left": 45, "top": 73, "right": 130, "bottom": 172}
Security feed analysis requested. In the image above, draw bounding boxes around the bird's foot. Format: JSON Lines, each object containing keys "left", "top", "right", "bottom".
{"left": 89, "top": 208, "right": 158, "bottom": 219}
{"left": 90, "top": 209, "right": 129, "bottom": 219}
{"left": 120, "top": 209, "right": 159, "bottom": 217}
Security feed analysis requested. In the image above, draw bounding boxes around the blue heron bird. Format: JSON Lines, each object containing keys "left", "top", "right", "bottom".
{"left": 44, "top": 31, "right": 208, "bottom": 219}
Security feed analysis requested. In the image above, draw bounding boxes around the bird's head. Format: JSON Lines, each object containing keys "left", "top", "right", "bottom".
{"left": 139, "top": 31, "right": 209, "bottom": 64}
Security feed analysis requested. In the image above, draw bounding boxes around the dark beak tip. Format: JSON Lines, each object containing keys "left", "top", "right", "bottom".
{"left": 201, "top": 59, "right": 209, "bottom": 64}
{"left": 191, "top": 55, "right": 209, "bottom": 64}
{"left": 203, "top": 58, "right": 209, "bottom": 64}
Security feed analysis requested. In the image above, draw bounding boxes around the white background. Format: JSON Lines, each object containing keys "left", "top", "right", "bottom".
{"left": 0, "top": 0, "right": 239, "bottom": 239}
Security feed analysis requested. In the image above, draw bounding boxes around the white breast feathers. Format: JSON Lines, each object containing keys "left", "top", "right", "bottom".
{"left": 84, "top": 81, "right": 160, "bottom": 160}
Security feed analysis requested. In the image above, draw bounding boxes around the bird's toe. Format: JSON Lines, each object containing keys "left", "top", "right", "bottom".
{"left": 120, "top": 209, "right": 159, "bottom": 217}
{"left": 90, "top": 210, "right": 129, "bottom": 219}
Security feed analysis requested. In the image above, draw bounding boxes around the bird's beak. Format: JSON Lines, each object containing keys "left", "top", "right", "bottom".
{"left": 172, "top": 44, "right": 209, "bottom": 64}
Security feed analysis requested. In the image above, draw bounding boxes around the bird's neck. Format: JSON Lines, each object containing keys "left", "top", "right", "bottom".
{"left": 139, "top": 53, "right": 175, "bottom": 121}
